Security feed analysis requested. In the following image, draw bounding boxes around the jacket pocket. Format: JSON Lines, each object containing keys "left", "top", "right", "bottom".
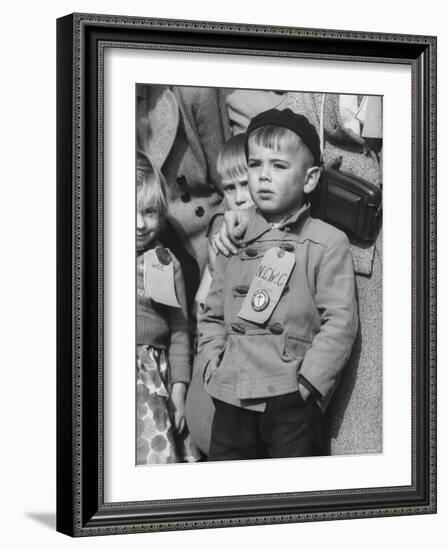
{"left": 229, "top": 330, "right": 299, "bottom": 399}
{"left": 226, "top": 329, "right": 289, "bottom": 372}
{"left": 239, "top": 247, "right": 265, "bottom": 261}
{"left": 283, "top": 334, "right": 312, "bottom": 366}
{"left": 202, "top": 346, "right": 227, "bottom": 385}
{"left": 202, "top": 358, "right": 217, "bottom": 386}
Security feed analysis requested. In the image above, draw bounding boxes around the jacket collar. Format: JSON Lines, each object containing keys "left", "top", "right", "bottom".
{"left": 244, "top": 203, "right": 311, "bottom": 243}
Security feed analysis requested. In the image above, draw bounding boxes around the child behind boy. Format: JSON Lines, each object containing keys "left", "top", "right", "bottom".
{"left": 136, "top": 151, "right": 199, "bottom": 464}
{"left": 186, "top": 134, "right": 254, "bottom": 456}
{"left": 198, "top": 108, "right": 358, "bottom": 460}
{"left": 194, "top": 133, "right": 254, "bottom": 312}
{"left": 216, "top": 133, "right": 254, "bottom": 211}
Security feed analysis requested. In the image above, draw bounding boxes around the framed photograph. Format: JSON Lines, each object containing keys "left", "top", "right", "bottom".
{"left": 56, "top": 13, "right": 436, "bottom": 536}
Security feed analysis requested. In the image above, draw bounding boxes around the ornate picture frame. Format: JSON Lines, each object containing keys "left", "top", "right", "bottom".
{"left": 56, "top": 13, "right": 436, "bottom": 536}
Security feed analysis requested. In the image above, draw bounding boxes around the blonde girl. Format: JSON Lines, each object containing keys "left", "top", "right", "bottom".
{"left": 136, "top": 151, "right": 199, "bottom": 464}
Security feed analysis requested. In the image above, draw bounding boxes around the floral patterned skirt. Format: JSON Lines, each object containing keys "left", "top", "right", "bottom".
{"left": 136, "top": 345, "right": 200, "bottom": 465}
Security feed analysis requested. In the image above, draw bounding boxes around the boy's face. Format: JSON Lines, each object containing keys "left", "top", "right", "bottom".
{"left": 136, "top": 199, "right": 161, "bottom": 250}
{"left": 221, "top": 175, "right": 254, "bottom": 211}
{"left": 247, "top": 137, "right": 314, "bottom": 223}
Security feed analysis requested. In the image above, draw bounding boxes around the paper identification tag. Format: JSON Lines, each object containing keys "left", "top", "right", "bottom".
{"left": 237, "top": 247, "right": 295, "bottom": 324}
{"left": 143, "top": 248, "right": 181, "bottom": 308}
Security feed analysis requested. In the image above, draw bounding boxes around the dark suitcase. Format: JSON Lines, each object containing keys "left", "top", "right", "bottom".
{"left": 310, "top": 166, "right": 382, "bottom": 243}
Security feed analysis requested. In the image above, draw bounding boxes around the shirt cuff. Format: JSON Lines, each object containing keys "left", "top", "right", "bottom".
{"left": 170, "top": 363, "right": 191, "bottom": 385}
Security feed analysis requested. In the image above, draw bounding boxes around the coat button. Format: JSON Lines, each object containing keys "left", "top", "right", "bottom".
{"left": 233, "top": 285, "right": 249, "bottom": 296}
{"left": 195, "top": 206, "right": 205, "bottom": 217}
{"left": 230, "top": 322, "right": 246, "bottom": 334}
{"left": 176, "top": 175, "right": 187, "bottom": 188}
{"left": 268, "top": 322, "right": 284, "bottom": 334}
{"left": 245, "top": 248, "right": 258, "bottom": 257}
{"left": 280, "top": 242, "right": 295, "bottom": 252}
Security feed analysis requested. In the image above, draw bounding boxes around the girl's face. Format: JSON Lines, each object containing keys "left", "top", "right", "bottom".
{"left": 136, "top": 199, "right": 162, "bottom": 250}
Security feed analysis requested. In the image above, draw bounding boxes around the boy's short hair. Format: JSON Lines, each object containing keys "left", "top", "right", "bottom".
{"left": 246, "top": 108, "right": 322, "bottom": 166}
{"left": 248, "top": 125, "right": 307, "bottom": 157}
{"left": 136, "top": 150, "right": 169, "bottom": 216}
{"left": 216, "top": 134, "right": 248, "bottom": 184}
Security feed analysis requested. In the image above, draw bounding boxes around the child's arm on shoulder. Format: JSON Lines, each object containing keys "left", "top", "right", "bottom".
{"left": 299, "top": 231, "right": 358, "bottom": 401}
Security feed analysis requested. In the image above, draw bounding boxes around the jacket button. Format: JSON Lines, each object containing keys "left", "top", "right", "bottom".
{"left": 230, "top": 322, "right": 246, "bottom": 334}
{"left": 268, "top": 322, "right": 284, "bottom": 334}
{"left": 233, "top": 285, "right": 249, "bottom": 296}
{"left": 195, "top": 206, "right": 205, "bottom": 217}
{"left": 245, "top": 248, "right": 258, "bottom": 257}
{"left": 176, "top": 175, "right": 187, "bottom": 188}
{"left": 280, "top": 242, "right": 295, "bottom": 252}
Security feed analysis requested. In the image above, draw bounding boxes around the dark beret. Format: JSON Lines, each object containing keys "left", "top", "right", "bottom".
{"left": 246, "top": 108, "right": 322, "bottom": 166}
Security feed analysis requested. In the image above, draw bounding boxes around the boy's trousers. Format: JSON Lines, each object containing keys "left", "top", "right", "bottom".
{"left": 209, "top": 391, "right": 328, "bottom": 461}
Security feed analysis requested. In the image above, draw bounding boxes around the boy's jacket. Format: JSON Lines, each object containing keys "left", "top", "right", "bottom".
{"left": 198, "top": 205, "right": 358, "bottom": 412}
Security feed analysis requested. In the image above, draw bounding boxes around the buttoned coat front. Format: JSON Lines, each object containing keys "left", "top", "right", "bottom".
{"left": 198, "top": 206, "right": 358, "bottom": 412}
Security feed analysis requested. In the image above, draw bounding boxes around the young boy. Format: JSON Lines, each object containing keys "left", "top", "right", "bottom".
{"left": 195, "top": 134, "right": 254, "bottom": 313}
{"left": 198, "top": 108, "right": 358, "bottom": 460}
{"left": 187, "top": 134, "right": 254, "bottom": 456}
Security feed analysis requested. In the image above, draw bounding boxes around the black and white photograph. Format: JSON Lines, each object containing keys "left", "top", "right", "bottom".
{"left": 135, "top": 84, "right": 383, "bottom": 465}
{"left": 53, "top": 9, "right": 436, "bottom": 539}
{"left": 1, "top": 0, "right": 444, "bottom": 546}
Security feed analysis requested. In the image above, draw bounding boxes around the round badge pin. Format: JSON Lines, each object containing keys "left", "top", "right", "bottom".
{"left": 156, "top": 247, "right": 172, "bottom": 265}
{"left": 251, "top": 289, "right": 270, "bottom": 312}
